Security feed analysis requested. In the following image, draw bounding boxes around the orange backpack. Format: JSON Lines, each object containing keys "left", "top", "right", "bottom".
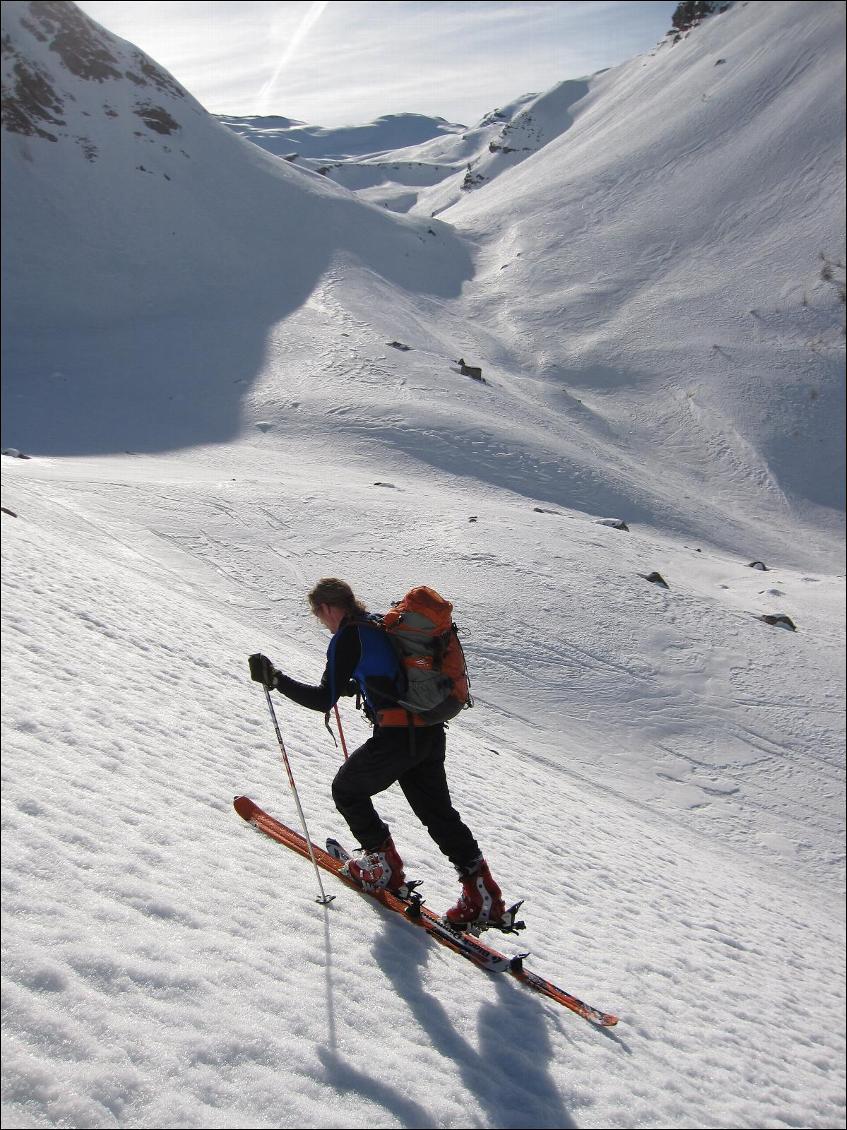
{"left": 377, "top": 586, "right": 472, "bottom": 726}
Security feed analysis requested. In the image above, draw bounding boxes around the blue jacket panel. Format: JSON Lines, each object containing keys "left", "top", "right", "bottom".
{"left": 328, "top": 617, "right": 402, "bottom": 716}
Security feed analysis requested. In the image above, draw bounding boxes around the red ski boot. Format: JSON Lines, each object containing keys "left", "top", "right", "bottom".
{"left": 444, "top": 857, "right": 506, "bottom": 929}
{"left": 343, "top": 836, "right": 406, "bottom": 893}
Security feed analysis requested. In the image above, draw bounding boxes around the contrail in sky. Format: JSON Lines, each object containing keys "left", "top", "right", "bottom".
{"left": 258, "top": 0, "right": 330, "bottom": 115}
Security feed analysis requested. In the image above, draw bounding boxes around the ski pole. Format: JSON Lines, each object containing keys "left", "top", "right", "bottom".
{"left": 262, "top": 686, "right": 335, "bottom": 905}
{"left": 333, "top": 704, "right": 349, "bottom": 760}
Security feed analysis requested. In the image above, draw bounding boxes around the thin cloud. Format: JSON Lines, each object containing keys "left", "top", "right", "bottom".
{"left": 257, "top": 0, "right": 330, "bottom": 115}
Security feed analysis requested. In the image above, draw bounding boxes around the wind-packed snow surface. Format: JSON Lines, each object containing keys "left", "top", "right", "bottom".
{"left": 1, "top": 2, "right": 845, "bottom": 1128}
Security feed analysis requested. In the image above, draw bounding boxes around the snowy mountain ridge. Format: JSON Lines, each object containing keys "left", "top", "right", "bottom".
{"left": 216, "top": 110, "right": 468, "bottom": 161}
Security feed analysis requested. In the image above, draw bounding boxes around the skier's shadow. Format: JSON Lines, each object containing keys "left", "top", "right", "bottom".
{"left": 320, "top": 906, "right": 577, "bottom": 1129}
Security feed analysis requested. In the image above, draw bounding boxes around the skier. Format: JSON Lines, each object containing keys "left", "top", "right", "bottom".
{"left": 248, "top": 577, "right": 508, "bottom": 929}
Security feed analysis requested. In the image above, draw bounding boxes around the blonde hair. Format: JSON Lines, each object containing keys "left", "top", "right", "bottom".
{"left": 307, "top": 578, "right": 368, "bottom": 618}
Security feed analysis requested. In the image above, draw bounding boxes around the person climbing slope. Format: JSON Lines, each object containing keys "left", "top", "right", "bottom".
{"left": 249, "top": 577, "right": 512, "bottom": 930}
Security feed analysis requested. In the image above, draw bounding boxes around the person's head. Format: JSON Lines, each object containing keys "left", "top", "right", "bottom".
{"left": 307, "top": 578, "right": 367, "bottom": 631}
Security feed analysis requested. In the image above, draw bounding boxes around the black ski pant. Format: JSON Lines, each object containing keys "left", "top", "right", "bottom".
{"left": 331, "top": 723, "right": 481, "bottom": 872}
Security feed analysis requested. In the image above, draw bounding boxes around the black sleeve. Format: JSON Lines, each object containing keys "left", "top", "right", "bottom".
{"left": 275, "top": 624, "right": 361, "bottom": 713}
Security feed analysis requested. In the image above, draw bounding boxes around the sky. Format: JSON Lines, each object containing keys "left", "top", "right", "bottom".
{"left": 74, "top": 0, "right": 680, "bottom": 125}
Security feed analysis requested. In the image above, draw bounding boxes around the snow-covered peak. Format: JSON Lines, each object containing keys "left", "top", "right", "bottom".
{"left": 221, "top": 94, "right": 541, "bottom": 215}
{"left": 1, "top": 0, "right": 468, "bottom": 334}
{"left": 1, "top": 0, "right": 199, "bottom": 148}
{"left": 216, "top": 111, "right": 467, "bottom": 161}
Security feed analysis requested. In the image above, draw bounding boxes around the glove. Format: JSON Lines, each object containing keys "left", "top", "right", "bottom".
{"left": 248, "top": 653, "right": 280, "bottom": 689}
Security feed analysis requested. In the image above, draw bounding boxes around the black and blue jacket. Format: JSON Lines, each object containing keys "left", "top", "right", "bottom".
{"left": 275, "top": 615, "right": 402, "bottom": 722}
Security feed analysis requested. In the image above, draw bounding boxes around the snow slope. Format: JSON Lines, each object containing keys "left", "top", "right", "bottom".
{"left": 2, "top": 1, "right": 845, "bottom": 1128}
{"left": 2, "top": 446, "right": 845, "bottom": 1130}
{"left": 439, "top": 0, "right": 846, "bottom": 528}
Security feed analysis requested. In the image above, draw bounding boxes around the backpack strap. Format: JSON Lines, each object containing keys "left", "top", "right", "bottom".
{"left": 323, "top": 712, "right": 339, "bottom": 746}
